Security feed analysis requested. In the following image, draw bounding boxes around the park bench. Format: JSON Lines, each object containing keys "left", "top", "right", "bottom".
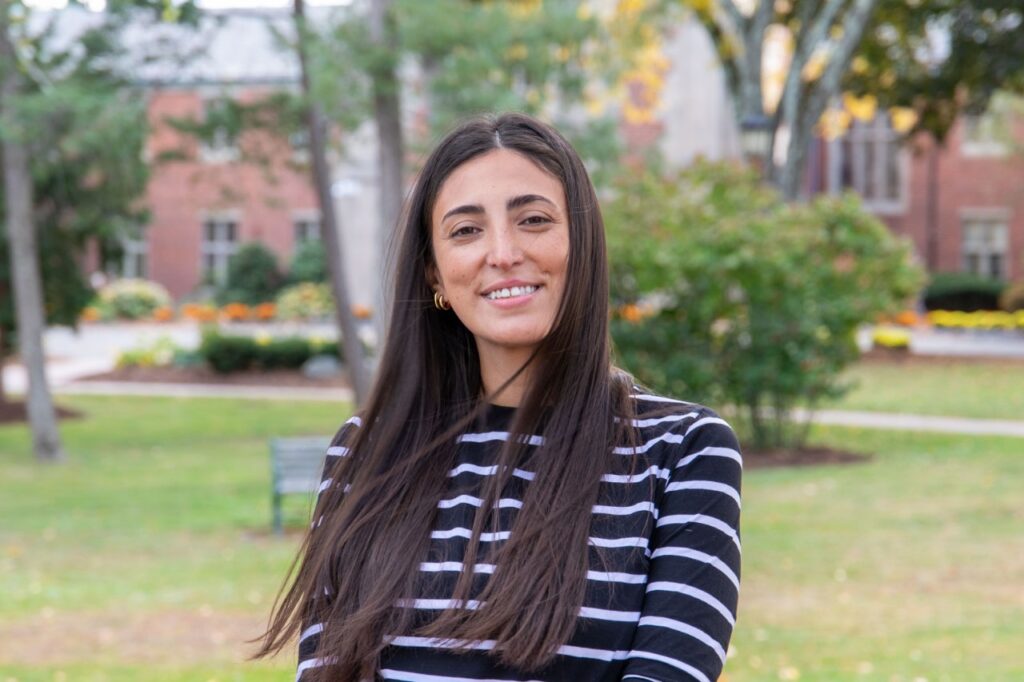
{"left": 270, "top": 436, "right": 331, "bottom": 534}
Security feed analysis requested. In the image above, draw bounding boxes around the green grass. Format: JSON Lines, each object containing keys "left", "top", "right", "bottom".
{"left": 2, "top": 395, "right": 1023, "bottom": 680}
{"left": 826, "top": 357, "right": 1024, "bottom": 421}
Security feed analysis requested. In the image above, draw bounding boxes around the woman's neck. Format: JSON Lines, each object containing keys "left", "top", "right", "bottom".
{"left": 477, "top": 345, "right": 535, "bottom": 407}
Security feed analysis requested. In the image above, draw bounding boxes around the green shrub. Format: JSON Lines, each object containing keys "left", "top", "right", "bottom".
{"left": 923, "top": 272, "right": 1004, "bottom": 311}
{"left": 275, "top": 282, "right": 334, "bottom": 320}
{"left": 200, "top": 329, "right": 260, "bottom": 373}
{"left": 605, "top": 161, "right": 923, "bottom": 450}
{"left": 217, "top": 242, "right": 283, "bottom": 305}
{"left": 288, "top": 240, "right": 328, "bottom": 284}
{"left": 999, "top": 281, "right": 1024, "bottom": 312}
{"left": 98, "top": 279, "right": 172, "bottom": 320}
{"left": 260, "top": 337, "right": 315, "bottom": 369}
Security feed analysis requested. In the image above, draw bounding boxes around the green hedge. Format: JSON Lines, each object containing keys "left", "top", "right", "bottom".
{"left": 923, "top": 272, "right": 1004, "bottom": 311}
{"left": 199, "top": 330, "right": 341, "bottom": 374}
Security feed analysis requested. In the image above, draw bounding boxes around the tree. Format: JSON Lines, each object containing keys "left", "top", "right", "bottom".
{"left": 0, "top": 0, "right": 194, "bottom": 459}
{"left": 1, "top": 0, "right": 64, "bottom": 460}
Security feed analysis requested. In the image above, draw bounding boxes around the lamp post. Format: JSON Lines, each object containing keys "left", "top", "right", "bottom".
{"left": 740, "top": 113, "right": 773, "bottom": 180}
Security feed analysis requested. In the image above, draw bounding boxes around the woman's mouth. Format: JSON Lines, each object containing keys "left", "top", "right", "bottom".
{"left": 485, "top": 285, "right": 540, "bottom": 301}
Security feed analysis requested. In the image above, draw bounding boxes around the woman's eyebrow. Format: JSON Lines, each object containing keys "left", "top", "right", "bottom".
{"left": 441, "top": 204, "right": 485, "bottom": 222}
{"left": 507, "top": 194, "right": 555, "bottom": 211}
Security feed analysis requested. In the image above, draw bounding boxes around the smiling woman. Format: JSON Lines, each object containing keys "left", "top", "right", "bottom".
{"left": 253, "top": 113, "right": 743, "bottom": 682}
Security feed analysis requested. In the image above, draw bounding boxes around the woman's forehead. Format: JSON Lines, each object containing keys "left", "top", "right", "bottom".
{"left": 433, "top": 149, "right": 566, "bottom": 218}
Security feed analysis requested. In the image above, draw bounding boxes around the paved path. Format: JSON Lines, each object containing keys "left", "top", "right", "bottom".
{"left": 43, "top": 380, "right": 1024, "bottom": 438}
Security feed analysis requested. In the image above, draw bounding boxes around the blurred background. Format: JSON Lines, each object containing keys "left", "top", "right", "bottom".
{"left": 1, "top": 0, "right": 1022, "bottom": 680}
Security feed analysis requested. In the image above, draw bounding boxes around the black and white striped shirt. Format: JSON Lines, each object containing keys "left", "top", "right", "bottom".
{"left": 298, "top": 394, "right": 742, "bottom": 682}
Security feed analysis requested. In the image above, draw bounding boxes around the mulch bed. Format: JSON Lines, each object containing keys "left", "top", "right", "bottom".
{"left": 78, "top": 364, "right": 350, "bottom": 388}
{"left": 743, "top": 446, "right": 872, "bottom": 469}
{"left": 0, "top": 401, "right": 83, "bottom": 425}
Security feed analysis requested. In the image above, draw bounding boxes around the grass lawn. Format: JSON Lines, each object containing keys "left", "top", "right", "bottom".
{"left": 825, "top": 357, "right": 1024, "bottom": 421}
{"left": 2, "top": 395, "right": 1022, "bottom": 680}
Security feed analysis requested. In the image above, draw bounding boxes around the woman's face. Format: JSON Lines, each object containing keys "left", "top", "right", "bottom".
{"left": 429, "top": 148, "right": 570, "bottom": 361}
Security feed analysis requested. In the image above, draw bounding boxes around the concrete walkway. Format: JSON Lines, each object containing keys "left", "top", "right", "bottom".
{"left": 41, "top": 379, "right": 1024, "bottom": 438}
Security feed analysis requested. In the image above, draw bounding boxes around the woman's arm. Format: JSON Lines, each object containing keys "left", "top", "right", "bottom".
{"left": 621, "top": 409, "right": 742, "bottom": 682}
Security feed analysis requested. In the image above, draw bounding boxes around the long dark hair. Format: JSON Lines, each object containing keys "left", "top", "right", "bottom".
{"left": 254, "top": 112, "right": 635, "bottom": 678}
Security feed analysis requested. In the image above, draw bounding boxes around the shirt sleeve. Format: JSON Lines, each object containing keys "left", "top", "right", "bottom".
{"left": 621, "top": 409, "right": 742, "bottom": 682}
{"left": 297, "top": 415, "right": 361, "bottom": 681}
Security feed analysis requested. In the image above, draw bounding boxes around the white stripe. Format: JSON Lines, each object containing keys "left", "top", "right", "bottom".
{"left": 399, "top": 598, "right": 482, "bottom": 610}
{"left": 614, "top": 417, "right": 731, "bottom": 456}
{"left": 299, "top": 623, "right": 322, "bottom": 643}
{"left": 665, "top": 480, "right": 742, "bottom": 508}
{"left": 627, "top": 410, "right": 700, "bottom": 427}
{"left": 437, "top": 495, "right": 523, "bottom": 510}
{"left": 326, "top": 445, "right": 349, "bottom": 457}
{"left": 646, "top": 581, "right": 736, "bottom": 626}
{"left": 587, "top": 569, "right": 648, "bottom": 585}
{"left": 650, "top": 546, "right": 740, "bottom": 591}
{"left": 418, "top": 561, "right": 645, "bottom": 585}
{"left": 430, "top": 527, "right": 511, "bottom": 541}
{"left": 591, "top": 501, "right": 657, "bottom": 517}
{"left": 621, "top": 675, "right": 662, "bottom": 682}
{"left": 626, "top": 649, "right": 711, "bottom": 682}
{"left": 601, "top": 466, "right": 670, "bottom": 484}
{"left": 419, "top": 561, "right": 497, "bottom": 574}
{"left": 588, "top": 535, "right": 651, "bottom": 555}
{"left": 381, "top": 671, "right": 543, "bottom": 682}
{"left": 638, "top": 615, "right": 726, "bottom": 662}
{"left": 456, "top": 431, "right": 545, "bottom": 446}
{"left": 676, "top": 445, "right": 743, "bottom": 469}
{"left": 657, "top": 513, "right": 741, "bottom": 550}
{"left": 446, "top": 462, "right": 535, "bottom": 481}
{"left": 631, "top": 393, "right": 690, "bottom": 404}
{"left": 346, "top": 416, "right": 362, "bottom": 426}
{"left": 386, "top": 636, "right": 629, "bottom": 663}
{"left": 579, "top": 606, "right": 640, "bottom": 622}
{"left": 317, "top": 478, "right": 332, "bottom": 494}
{"left": 295, "top": 656, "right": 336, "bottom": 682}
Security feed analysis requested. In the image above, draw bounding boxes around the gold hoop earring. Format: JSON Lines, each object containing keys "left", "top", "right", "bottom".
{"left": 433, "top": 291, "right": 451, "bottom": 311}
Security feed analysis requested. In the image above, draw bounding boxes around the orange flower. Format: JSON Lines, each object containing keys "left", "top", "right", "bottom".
{"left": 182, "top": 303, "right": 218, "bottom": 322}
{"left": 352, "top": 303, "right": 373, "bottom": 320}
{"left": 80, "top": 306, "right": 101, "bottom": 322}
{"left": 894, "top": 310, "right": 919, "bottom": 327}
{"left": 152, "top": 306, "right": 175, "bottom": 322}
{"left": 620, "top": 304, "right": 644, "bottom": 323}
{"left": 221, "top": 303, "right": 251, "bottom": 321}
{"left": 254, "top": 302, "right": 276, "bottom": 320}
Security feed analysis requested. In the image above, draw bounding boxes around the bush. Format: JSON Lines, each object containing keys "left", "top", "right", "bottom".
{"left": 200, "top": 329, "right": 260, "bottom": 373}
{"left": 275, "top": 282, "right": 334, "bottom": 320}
{"left": 98, "top": 279, "right": 172, "bottom": 320}
{"left": 217, "top": 242, "right": 283, "bottom": 305}
{"left": 999, "top": 281, "right": 1024, "bottom": 312}
{"left": 200, "top": 330, "right": 342, "bottom": 373}
{"left": 605, "top": 161, "right": 923, "bottom": 450}
{"left": 288, "top": 240, "right": 328, "bottom": 284}
{"left": 115, "top": 336, "right": 181, "bottom": 368}
{"left": 923, "top": 272, "right": 1004, "bottom": 311}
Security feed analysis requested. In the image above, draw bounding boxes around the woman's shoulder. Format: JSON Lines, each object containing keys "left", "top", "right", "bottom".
{"left": 623, "top": 387, "right": 741, "bottom": 467}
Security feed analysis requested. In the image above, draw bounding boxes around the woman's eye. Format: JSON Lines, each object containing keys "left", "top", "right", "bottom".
{"left": 521, "top": 215, "right": 551, "bottom": 227}
{"left": 451, "top": 225, "right": 479, "bottom": 237}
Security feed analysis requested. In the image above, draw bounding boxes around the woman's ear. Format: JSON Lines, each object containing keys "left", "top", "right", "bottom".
{"left": 425, "top": 262, "right": 444, "bottom": 296}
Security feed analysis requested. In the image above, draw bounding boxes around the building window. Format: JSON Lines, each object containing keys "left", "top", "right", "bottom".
{"left": 122, "top": 234, "right": 148, "bottom": 279}
{"left": 828, "top": 115, "right": 905, "bottom": 214}
{"left": 201, "top": 217, "right": 238, "bottom": 285}
{"left": 198, "top": 95, "right": 240, "bottom": 164}
{"left": 294, "top": 215, "right": 321, "bottom": 244}
{"left": 961, "top": 112, "right": 1009, "bottom": 158}
{"left": 961, "top": 215, "right": 1009, "bottom": 280}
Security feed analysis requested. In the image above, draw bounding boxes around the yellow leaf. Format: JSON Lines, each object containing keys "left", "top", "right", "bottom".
{"left": 819, "top": 109, "right": 852, "bottom": 141}
{"left": 843, "top": 92, "right": 878, "bottom": 121}
{"left": 801, "top": 52, "right": 827, "bottom": 82}
{"left": 851, "top": 55, "right": 869, "bottom": 74}
{"left": 890, "top": 107, "right": 918, "bottom": 134}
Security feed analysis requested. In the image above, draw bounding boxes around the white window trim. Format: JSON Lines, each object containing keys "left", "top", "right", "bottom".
{"left": 826, "top": 119, "right": 909, "bottom": 216}
{"left": 198, "top": 90, "right": 241, "bottom": 165}
{"left": 960, "top": 115, "right": 1011, "bottom": 159}
{"left": 200, "top": 211, "right": 241, "bottom": 286}
{"left": 959, "top": 207, "right": 1011, "bottom": 280}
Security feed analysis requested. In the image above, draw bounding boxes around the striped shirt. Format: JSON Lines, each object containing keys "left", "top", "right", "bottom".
{"left": 298, "top": 394, "right": 742, "bottom": 682}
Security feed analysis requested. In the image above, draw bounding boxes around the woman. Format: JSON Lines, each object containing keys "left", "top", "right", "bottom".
{"left": 254, "top": 113, "right": 742, "bottom": 682}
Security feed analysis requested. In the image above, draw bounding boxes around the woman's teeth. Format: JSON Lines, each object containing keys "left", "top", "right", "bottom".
{"left": 486, "top": 285, "right": 538, "bottom": 300}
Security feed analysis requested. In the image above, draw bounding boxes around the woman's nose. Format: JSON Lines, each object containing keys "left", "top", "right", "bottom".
{"left": 485, "top": 226, "right": 525, "bottom": 269}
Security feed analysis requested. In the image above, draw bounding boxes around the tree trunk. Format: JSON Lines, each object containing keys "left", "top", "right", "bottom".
{"left": 1, "top": 12, "right": 66, "bottom": 461}
{"left": 0, "top": 325, "right": 7, "bottom": 404}
{"left": 369, "top": 0, "right": 403, "bottom": 347}
{"left": 293, "top": 0, "right": 372, "bottom": 406}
